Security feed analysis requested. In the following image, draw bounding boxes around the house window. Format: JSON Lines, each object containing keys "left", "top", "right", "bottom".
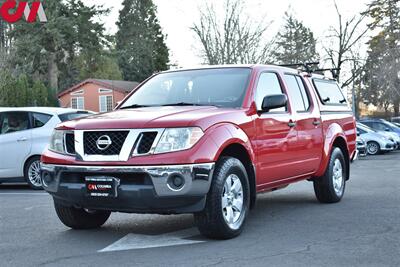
{"left": 71, "top": 97, "right": 84, "bottom": 109}
{"left": 99, "top": 95, "right": 113, "bottom": 112}
{"left": 99, "top": 88, "right": 113, "bottom": 93}
{"left": 71, "top": 89, "right": 84, "bottom": 96}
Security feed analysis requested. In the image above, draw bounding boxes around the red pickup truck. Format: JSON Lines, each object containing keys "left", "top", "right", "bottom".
{"left": 41, "top": 65, "right": 357, "bottom": 239}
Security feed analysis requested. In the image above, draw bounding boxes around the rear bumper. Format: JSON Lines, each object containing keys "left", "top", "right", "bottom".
{"left": 40, "top": 163, "right": 214, "bottom": 214}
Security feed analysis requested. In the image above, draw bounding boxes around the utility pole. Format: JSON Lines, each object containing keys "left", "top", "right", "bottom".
{"left": 351, "top": 69, "right": 357, "bottom": 119}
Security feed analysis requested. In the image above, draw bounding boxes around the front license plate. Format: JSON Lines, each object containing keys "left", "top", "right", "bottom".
{"left": 85, "top": 177, "right": 120, "bottom": 198}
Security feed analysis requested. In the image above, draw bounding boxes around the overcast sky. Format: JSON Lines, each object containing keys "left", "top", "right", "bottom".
{"left": 82, "top": 0, "right": 370, "bottom": 67}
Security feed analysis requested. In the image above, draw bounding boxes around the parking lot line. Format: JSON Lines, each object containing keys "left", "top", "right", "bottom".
{"left": 99, "top": 228, "right": 206, "bottom": 253}
{"left": 0, "top": 192, "right": 48, "bottom": 196}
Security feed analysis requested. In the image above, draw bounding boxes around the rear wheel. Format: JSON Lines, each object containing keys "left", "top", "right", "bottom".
{"left": 194, "top": 157, "right": 250, "bottom": 239}
{"left": 367, "top": 141, "right": 380, "bottom": 155}
{"left": 24, "top": 156, "right": 42, "bottom": 190}
{"left": 54, "top": 201, "right": 111, "bottom": 229}
{"left": 314, "top": 147, "right": 347, "bottom": 203}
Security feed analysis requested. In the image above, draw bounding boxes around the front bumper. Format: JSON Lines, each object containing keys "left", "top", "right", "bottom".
{"left": 381, "top": 141, "right": 395, "bottom": 151}
{"left": 41, "top": 163, "right": 214, "bottom": 214}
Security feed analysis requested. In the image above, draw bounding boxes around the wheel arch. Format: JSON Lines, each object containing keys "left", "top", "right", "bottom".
{"left": 316, "top": 122, "right": 351, "bottom": 180}
{"left": 332, "top": 136, "right": 350, "bottom": 181}
{"left": 23, "top": 154, "right": 41, "bottom": 173}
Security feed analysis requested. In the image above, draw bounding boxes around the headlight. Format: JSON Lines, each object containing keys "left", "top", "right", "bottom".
{"left": 154, "top": 127, "right": 204, "bottom": 154}
{"left": 49, "top": 130, "right": 66, "bottom": 154}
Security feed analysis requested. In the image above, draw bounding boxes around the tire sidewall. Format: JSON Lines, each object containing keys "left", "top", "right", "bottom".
{"left": 367, "top": 141, "right": 380, "bottom": 155}
{"left": 212, "top": 158, "right": 250, "bottom": 236}
{"left": 327, "top": 148, "right": 346, "bottom": 200}
{"left": 24, "top": 156, "right": 42, "bottom": 190}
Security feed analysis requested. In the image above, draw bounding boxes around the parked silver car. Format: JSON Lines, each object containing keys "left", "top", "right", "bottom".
{"left": 356, "top": 136, "right": 367, "bottom": 157}
{"left": 356, "top": 123, "right": 395, "bottom": 155}
{"left": 358, "top": 122, "right": 400, "bottom": 149}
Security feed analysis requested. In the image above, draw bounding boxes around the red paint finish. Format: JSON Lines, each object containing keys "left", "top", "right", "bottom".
{"left": 42, "top": 65, "right": 357, "bottom": 193}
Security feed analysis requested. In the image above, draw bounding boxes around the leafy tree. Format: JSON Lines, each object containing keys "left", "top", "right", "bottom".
{"left": 8, "top": 0, "right": 110, "bottom": 92}
{"left": 116, "top": 0, "right": 169, "bottom": 82}
{"left": 362, "top": 0, "right": 400, "bottom": 116}
{"left": 0, "top": 70, "right": 16, "bottom": 106}
{"left": 273, "top": 12, "right": 319, "bottom": 64}
{"left": 31, "top": 80, "right": 49, "bottom": 106}
{"left": 75, "top": 53, "right": 123, "bottom": 81}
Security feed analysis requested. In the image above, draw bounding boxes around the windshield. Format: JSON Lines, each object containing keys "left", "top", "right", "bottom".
{"left": 384, "top": 121, "right": 400, "bottom": 129}
{"left": 357, "top": 123, "right": 375, "bottom": 133}
{"left": 120, "top": 68, "right": 252, "bottom": 108}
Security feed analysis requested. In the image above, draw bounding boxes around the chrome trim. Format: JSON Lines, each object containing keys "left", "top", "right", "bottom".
{"left": 74, "top": 129, "right": 164, "bottom": 162}
{"left": 41, "top": 162, "right": 215, "bottom": 197}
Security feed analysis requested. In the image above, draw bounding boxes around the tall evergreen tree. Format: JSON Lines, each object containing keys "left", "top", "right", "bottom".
{"left": 273, "top": 13, "right": 319, "bottom": 64}
{"left": 362, "top": 0, "right": 400, "bottom": 116}
{"left": 9, "top": 0, "right": 110, "bottom": 92}
{"left": 116, "top": 0, "right": 169, "bottom": 82}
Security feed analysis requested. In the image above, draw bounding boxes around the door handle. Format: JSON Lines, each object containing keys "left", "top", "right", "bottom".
{"left": 288, "top": 121, "right": 296, "bottom": 128}
{"left": 17, "top": 137, "right": 28, "bottom": 142}
{"left": 312, "top": 120, "right": 321, "bottom": 126}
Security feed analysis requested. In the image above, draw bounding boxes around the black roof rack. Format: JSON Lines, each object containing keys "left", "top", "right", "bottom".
{"left": 278, "top": 62, "right": 340, "bottom": 79}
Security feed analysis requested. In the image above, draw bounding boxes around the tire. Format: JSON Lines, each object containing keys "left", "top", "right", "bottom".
{"left": 366, "top": 141, "right": 380, "bottom": 155}
{"left": 24, "top": 156, "right": 43, "bottom": 190}
{"left": 194, "top": 157, "right": 250, "bottom": 239}
{"left": 54, "top": 201, "right": 111, "bottom": 229}
{"left": 313, "top": 147, "right": 347, "bottom": 203}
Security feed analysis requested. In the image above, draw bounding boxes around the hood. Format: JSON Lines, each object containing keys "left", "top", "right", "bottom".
{"left": 59, "top": 106, "right": 250, "bottom": 131}
{"left": 378, "top": 131, "right": 400, "bottom": 142}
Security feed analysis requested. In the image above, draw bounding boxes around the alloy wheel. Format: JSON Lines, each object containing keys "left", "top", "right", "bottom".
{"left": 332, "top": 159, "right": 344, "bottom": 196}
{"left": 28, "top": 160, "right": 42, "bottom": 187}
{"left": 367, "top": 142, "right": 379, "bottom": 155}
{"left": 222, "top": 174, "right": 244, "bottom": 230}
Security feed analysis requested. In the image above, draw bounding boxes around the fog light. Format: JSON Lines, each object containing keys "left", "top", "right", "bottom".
{"left": 42, "top": 172, "right": 53, "bottom": 187}
{"left": 167, "top": 174, "right": 185, "bottom": 191}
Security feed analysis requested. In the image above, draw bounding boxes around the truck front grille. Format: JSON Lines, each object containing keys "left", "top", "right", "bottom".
{"left": 84, "top": 131, "right": 129, "bottom": 155}
{"left": 137, "top": 132, "right": 158, "bottom": 154}
{"left": 65, "top": 133, "right": 75, "bottom": 154}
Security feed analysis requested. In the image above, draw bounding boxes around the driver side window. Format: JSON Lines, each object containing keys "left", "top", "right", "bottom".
{"left": 255, "top": 72, "right": 285, "bottom": 112}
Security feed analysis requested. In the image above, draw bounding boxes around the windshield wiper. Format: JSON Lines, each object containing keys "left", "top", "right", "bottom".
{"left": 120, "top": 104, "right": 150, "bottom": 109}
{"left": 162, "top": 102, "right": 207, "bottom": 107}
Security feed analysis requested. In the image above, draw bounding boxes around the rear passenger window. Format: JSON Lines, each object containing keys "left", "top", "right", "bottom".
{"left": 255, "top": 73, "right": 285, "bottom": 112}
{"left": 284, "top": 74, "right": 310, "bottom": 112}
{"left": 32, "top": 113, "right": 52, "bottom": 128}
{"left": 313, "top": 79, "right": 347, "bottom": 105}
{"left": 0, "top": 112, "right": 30, "bottom": 134}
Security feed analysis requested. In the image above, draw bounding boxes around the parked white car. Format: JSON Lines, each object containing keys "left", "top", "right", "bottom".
{"left": 0, "top": 107, "right": 93, "bottom": 189}
{"left": 356, "top": 123, "right": 395, "bottom": 155}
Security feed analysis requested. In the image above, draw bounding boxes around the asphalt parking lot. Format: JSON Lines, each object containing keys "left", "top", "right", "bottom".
{"left": 1, "top": 152, "right": 399, "bottom": 267}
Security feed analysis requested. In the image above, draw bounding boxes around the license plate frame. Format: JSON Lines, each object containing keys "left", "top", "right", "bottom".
{"left": 85, "top": 176, "right": 120, "bottom": 198}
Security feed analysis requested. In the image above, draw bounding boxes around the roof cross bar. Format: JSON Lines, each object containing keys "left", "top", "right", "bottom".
{"left": 278, "top": 62, "right": 340, "bottom": 80}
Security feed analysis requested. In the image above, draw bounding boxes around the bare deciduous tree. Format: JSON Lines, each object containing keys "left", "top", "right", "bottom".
{"left": 191, "top": 0, "right": 273, "bottom": 65}
{"left": 324, "top": 1, "right": 369, "bottom": 88}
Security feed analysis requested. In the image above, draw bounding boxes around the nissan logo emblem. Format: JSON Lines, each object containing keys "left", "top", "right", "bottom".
{"left": 96, "top": 135, "right": 112, "bottom": 150}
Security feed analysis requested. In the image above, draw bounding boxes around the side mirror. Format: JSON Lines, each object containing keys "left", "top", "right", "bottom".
{"left": 385, "top": 128, "right": 391, "bottom": 132}
{"left": 357, "top": 131, "right": 361, "bottom": 137}
{"left": 261, "top": 94, "right": 287, "bottom": 112}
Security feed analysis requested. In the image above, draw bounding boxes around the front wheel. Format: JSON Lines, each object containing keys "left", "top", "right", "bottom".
{"left": 367, "top": 141, "right": 380, "bottom": 155}
{"left": 313, "top": 147, "right": 347, "bottom": 203}
{"left": 54, "top": 201, "right": 111, "bottom": 229}
{"left": 194, "top": 157, "right": 250, "bottom": 239}
{"left": 24, "top": 156, "right": 42, "bottom": 190}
